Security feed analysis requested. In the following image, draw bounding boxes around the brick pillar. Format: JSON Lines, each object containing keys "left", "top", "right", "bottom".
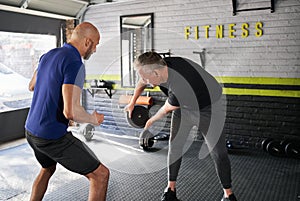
{"left": 65, "top": 19, "right": 75, "bottom": 43}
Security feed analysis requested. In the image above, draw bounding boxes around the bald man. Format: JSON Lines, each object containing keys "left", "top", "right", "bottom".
{"left": 25, "top": 22, "right": 109, "bottom": 201}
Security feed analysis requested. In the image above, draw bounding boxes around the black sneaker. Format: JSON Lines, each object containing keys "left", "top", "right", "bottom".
{"left": 161, "top": 188, "right": 180, "bottom": 201}
{"left": 221, "top": 193, "right": 237, "bottom": 201}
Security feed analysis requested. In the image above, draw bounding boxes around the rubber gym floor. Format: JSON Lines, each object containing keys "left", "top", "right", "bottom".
{"left": 0, "top": 130, "right": 299, "bottom": 201}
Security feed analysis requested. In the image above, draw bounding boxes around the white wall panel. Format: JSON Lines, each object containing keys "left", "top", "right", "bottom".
{"left": 83, "top": 0, "right": 300, "bottom": 78}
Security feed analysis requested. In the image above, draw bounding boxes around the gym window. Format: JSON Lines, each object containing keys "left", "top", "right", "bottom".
{"left": 0, "top": 31, "right": 56, "bottom": 113}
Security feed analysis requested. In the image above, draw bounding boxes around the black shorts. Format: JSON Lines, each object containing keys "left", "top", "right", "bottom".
{"left": 25, "top": 130, "right": 100, "bottom": 175}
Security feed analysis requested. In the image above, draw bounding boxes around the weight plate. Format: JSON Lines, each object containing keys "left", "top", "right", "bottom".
{"left": 126, "top": 105, "right": 150, "bottom": 128}
{"left": 261, "top": 138, "right": 273, "bottom": 152}
{"left": 285, "top": 142, "right": 300, "bottom": 159}
{"left": 280, "top": 139, "right": 291, "bottom": 148}
{"left": 266, "top": 140, "right": 285, "bottom": 157}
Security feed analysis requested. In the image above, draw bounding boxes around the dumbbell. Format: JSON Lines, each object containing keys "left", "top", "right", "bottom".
{"left": 125, "top": 105, "right": 155, "bottom": 150}
{"left": 262, "top": 138, "right": 284, "bottom": 156}
{"left": 266, "top": 140, "right": 285, "bottom": 157}
{"left": 68, "top": 123, "right": 95, "bottom": 141}
{"left": 261, "top": 138, "right": 273, "bottom": 152}
{"left": 273, "top": 139, "right": 300, "bottom": 159}
{"left": 282, "top": 140, "right": 300, "bottom": 159}
{"left": 125, "top": 106, "right": 168, "bottom": 150}
{"left": 139, "top": 129, "right": 155, "bottom": 150}
{"left": 263, "top": 139, "right": 300, "bottom": 158}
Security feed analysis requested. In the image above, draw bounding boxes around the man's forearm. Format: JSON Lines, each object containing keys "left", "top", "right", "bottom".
{"left": 63, "top": 84, "right": 99, "bottom": 125}
{"left": 145, "top": 99, "right": 179, "bottom": 129}
{"left": 150, "top": 106, "right": 168, "bottom": 122}
{"left": 129, "top": 80, "right": 147, "bottom": 105}
{"left": 65, "top": 105, "right": 96, "bottom": 124}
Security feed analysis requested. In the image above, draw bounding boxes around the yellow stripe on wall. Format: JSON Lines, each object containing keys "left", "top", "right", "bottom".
{"left": 223, "top": 88, "right": 300, "bottom": 98}
{"left": 86, "top": 74, "right": 121, "bottom": 80}
{"left": 215, "top": 77, "right": 300, "bottom": 86}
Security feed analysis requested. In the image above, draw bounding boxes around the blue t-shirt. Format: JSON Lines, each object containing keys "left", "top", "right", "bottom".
{"left": 25, "top": 43, "right": 85, "bottom": 139}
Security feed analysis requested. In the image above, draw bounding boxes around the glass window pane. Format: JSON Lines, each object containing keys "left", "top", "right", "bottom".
{"left": 0, "top": 31, "right": 56, "bottom": 113}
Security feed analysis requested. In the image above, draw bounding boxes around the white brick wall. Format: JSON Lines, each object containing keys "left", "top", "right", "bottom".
{"left": 83, "top": 0, "right": 300, "bottom": 78}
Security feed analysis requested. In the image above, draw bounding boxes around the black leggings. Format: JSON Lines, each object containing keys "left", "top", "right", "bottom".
{"left": 168, "top": 100, "right": 232, "bottom": 189}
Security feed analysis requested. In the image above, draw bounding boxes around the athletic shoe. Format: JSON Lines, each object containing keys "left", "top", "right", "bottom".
{"left": 221, "top": 193, "right": 237, "bottom": 201}
{"left": 161, "top": 188, "right": 180, "bottom": 201}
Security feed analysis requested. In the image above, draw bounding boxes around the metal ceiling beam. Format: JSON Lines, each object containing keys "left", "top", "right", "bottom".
{"left": 76, "top": 4, "right": 89, "bottom": 19}
{"left": 0, "top": 4, "right": 75, "bottom": 20}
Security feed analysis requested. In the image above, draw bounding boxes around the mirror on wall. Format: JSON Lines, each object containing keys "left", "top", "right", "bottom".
{"left": 120, "top": 13, "right": 153, "bottom": 87}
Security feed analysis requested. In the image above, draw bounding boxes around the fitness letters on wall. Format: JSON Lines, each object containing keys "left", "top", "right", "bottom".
{"left": 184, "top": 22, "right": 263, "bottom": 39}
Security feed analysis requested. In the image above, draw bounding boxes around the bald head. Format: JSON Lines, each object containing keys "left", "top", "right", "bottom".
{"left": 70, "top": 22, "right": 100, "bottom": 41}
{"left": 69, "top": 22, "right": 100, "bottom": 60}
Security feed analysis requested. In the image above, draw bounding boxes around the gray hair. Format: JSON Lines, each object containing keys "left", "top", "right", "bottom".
{"left": 134, "top": 51, "right": 167, "bottom": 72}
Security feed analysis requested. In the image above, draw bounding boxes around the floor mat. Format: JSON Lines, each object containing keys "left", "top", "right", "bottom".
{"left": 0, "top": 134, "right": 299, "bottom": 201}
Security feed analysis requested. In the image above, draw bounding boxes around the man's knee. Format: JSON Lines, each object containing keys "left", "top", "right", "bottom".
{"left": 87, "top": 164, "right": 110, "bottom": 182}
{"left": 97, "top": 164, "right": 110, "bottom": 181}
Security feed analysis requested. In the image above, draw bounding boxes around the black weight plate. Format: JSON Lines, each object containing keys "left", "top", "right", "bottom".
{"left": 262, "top": 138, "right": 273, "bottom": 152}
{"left": 285, "top": 142, "right": 300, "bottom": 159}
{"left": 280, "top": 139, "right": 291, "bottom": 147}
{"left": 127, "top": 105, "right": 150, "bottom": 128}
{"left": 266, "top": 140, "right": 285, "bottom": 157}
